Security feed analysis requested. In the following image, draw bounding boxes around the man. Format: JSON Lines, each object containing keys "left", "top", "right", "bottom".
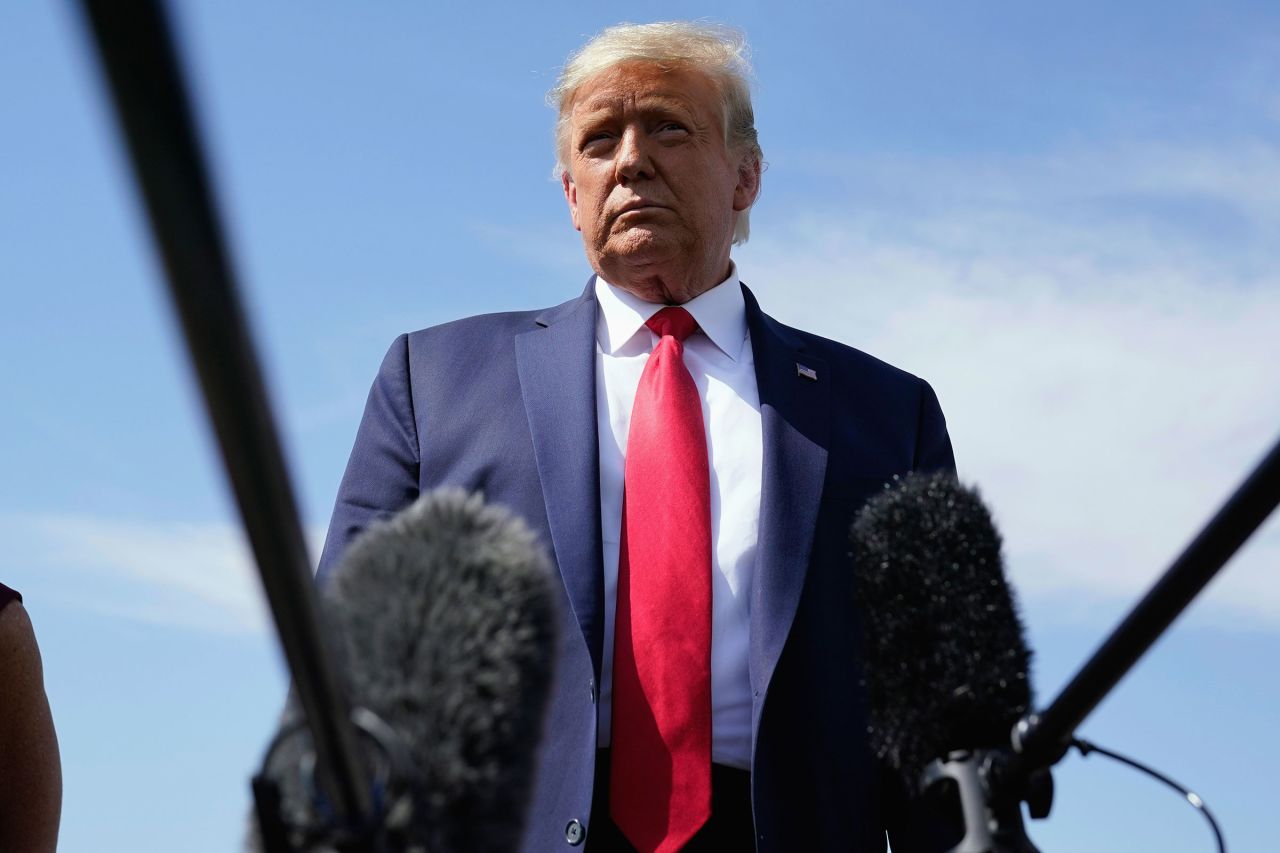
{"left": 318, "top": 21, "right": 955, "bottom": 852}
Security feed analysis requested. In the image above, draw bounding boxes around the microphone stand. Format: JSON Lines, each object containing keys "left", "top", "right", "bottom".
{"left": 76, "top": 1, "right": 387, "bottom": 848}
{"left": 923, "top": 433, "right": 1280, "bottom": 851}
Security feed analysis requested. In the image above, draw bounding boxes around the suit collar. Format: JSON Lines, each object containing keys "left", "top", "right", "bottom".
{"left": 533, "top": 277, "right": 596, "bottom": 328}
{"left": 593, "top": 266, "right": 748, "bottom": 361}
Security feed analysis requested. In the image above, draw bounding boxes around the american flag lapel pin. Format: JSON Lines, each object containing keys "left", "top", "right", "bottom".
{"left": 796, "top": 363, "right": 818, "bottom": 381}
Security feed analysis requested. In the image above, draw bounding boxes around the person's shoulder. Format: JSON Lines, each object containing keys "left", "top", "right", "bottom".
{"left": 365, "top": 288, "right": 592, "bottom": 382}
{"left": 762, "top": 310, "right": 955, "bottom": 470}
{"left": 754, "top": 308, "right": 931, "bottom": 394}
{"left": 404, "top": 289, "right": 589, "bottom": 346}
{"left": 408, "top": 307, "right": 541, "bottom": 342}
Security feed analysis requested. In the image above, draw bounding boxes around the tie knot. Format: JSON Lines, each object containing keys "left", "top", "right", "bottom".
{"left": 645, "top": 306, "right": 699, "bottom": 343}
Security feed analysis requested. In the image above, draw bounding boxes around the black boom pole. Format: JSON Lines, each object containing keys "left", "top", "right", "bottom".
{"left": 928, "top": 433, "right": 1280, "bottom": 852}
{"left": 76, "top": 0, "right": 374, "bottom": 833}
{"left": 1015, "top": 432, "right": 1280, "bottom": 769}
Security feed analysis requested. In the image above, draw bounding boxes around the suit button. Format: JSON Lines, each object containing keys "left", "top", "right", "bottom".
{"left": 565, "top": 819, "right": 585, "bottom": 846}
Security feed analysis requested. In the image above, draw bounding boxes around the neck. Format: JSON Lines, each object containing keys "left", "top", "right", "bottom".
{"left": 597, "top": 255, "right": 732, "bottom": 305}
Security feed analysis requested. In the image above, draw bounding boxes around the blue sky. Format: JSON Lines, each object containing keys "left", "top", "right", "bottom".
{"left": 3, "top": 1, "right": 1278, "bottom": 850}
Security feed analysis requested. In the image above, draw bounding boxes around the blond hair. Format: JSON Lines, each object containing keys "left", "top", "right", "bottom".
{"left": 550, "top": 21, "right": 763, "bottom": 244}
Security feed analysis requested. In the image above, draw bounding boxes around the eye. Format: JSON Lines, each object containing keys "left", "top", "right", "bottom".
{"left": 653, "top": 121, "right": 691, "bottom": 143}
{"left": 578, "top": 130, "right": 616, "bottom": 154}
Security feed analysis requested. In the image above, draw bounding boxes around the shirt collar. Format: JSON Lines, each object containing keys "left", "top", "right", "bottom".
{"left": 594, "top": 264, "right": 747, "bottom": 361}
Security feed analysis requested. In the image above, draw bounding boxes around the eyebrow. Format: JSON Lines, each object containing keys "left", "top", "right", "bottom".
{"left": 575, "top": 93, "right": 696, "bottom": 117}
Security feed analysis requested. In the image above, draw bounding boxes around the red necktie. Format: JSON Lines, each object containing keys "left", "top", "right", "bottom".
{"left": 610, "top": 306, "right": 713, "bottom": 853}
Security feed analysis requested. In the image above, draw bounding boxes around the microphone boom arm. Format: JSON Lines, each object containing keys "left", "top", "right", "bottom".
{"left": 1015, "top": 432, "right": 1280, "bottom": 770}
{"left": 75, "top": 0, "right": 376, "bottom": 838}
{"left": 918, "top": 434, "right": 1279, "bottom": 853}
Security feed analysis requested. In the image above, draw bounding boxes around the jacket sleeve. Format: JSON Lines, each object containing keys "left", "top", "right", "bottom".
{"left": 315, "top": 334, "right": 420, "bottom": 583}
{"left": 912, "top": 378, "right": 956, "bottom": 475}
{"left": 885, "top": 377, "right": 963, "bottom": 851}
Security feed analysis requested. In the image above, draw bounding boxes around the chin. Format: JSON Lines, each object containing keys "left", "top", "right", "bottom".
{"left": 606, "top": 229, "right": 682, "bottom": 265}
{"left": 618, "top": 281, "right": 676, "bottom": 304}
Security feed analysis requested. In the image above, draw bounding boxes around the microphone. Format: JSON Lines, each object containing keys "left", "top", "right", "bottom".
{"left": 252, "top": 489, "right": 560, "bottom": 853}
{"left": 851, "top": 472, "right": 1041, "bottom": 851}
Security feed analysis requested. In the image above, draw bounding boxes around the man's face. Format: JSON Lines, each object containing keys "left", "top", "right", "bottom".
{"left": 561, "top": 62, "right": 760, "bottom": 303}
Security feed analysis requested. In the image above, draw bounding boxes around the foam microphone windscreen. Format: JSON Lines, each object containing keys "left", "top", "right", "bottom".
{"left": 257, "top": 488, "right": 559, "bottom": 853}
{"left": 850, "top": 471, "right": 1033, "bottom": 795}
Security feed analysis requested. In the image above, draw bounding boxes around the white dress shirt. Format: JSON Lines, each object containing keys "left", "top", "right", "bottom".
{"left": 594, "top": 266, "right": 763, "bottom": 770}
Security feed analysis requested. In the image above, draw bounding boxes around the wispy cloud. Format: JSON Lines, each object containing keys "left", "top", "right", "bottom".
{"left": 6, "top": 515, "right": 329, "bottom": 635}
{"left": 740, "top": 137, "right": 1280, "bottom": 628}
{"left": 467, "top": 218, "right": 585, "bottom": 278}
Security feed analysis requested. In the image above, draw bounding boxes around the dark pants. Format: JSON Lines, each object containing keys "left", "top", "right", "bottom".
{"left": 588, "top": 749, "right": 755, "bottom": 852}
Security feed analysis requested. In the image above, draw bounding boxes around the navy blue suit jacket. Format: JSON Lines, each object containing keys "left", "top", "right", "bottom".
{"left": 317, "top": 281, "right": 956, "bottom": 851}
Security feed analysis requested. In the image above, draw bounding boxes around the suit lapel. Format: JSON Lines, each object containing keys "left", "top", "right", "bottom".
{"left": 743, "top": 284, "right": 831, "bottom": 707}
{"left": 515, "top": 283, "right": 605, "bottom": 679}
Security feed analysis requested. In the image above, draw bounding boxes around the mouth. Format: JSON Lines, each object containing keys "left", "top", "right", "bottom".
{"left": 613, "top": 199, "right": 670, "bottom": 218}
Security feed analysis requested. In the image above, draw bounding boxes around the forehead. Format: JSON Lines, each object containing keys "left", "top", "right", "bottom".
{"left": 569, "top": 62, "right": 722, "bottom": 123}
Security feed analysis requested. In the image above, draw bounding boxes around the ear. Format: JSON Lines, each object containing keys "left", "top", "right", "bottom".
{"left": 732, "top": 155, "right": 762, "bottom": 212}
{"left": 561, "top": 171, "right": 582, "bottom": 232}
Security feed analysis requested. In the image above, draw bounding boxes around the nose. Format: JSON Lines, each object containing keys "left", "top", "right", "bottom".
{"left": 614, "top": 125, "right": 654, "bottom": 184}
